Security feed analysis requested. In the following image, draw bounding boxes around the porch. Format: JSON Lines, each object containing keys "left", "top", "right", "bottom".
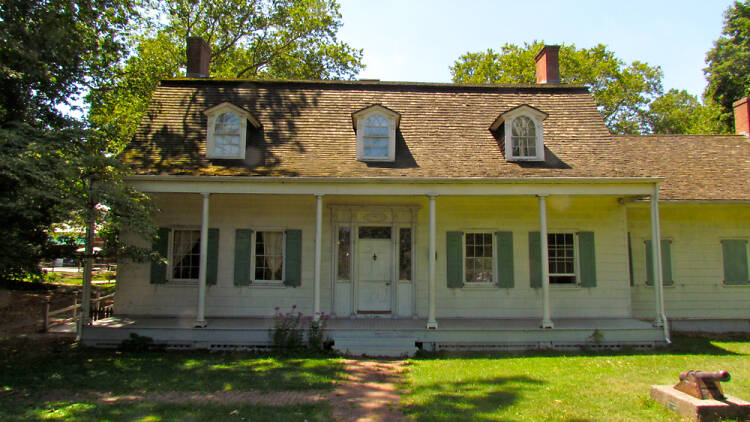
{"left": 82, "top": 316, "right": 664, "bottom": 356}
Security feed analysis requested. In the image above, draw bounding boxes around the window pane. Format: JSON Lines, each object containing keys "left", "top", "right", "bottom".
{"left": 214, "top": 112, "right": 242, "bottom": 156}
{"left": 359, "top": 227, "right": 391, "bottom": 239}
{"left": 364, "top": 114, "right": 389, "bottom": 137}
{"left": 363, "top": 136, "right": 389, "bottom": 157}
{"left": 465, "top": 232, "right": 493, "bottom": 282}
{"left": 255, "top": 231, "right": 284, "bottom": 281}
{"left": 548, "top": 233, "right": 576, "bottom": 284}
{"left": 337, "top": 227, "right": 351, "bottom": 280}
{"left": 511, "top": 116, "right": 537, "bottom": 157}
{"left": 399, "top": 228, "right": 412, "bottom": 281}
{"left": 172, "top": 229, "right": 201, "bottom": 280}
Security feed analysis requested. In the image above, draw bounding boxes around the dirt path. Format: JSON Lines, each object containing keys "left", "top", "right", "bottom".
{"left": 328, "top": 359, "right": 409, "bottom": 422}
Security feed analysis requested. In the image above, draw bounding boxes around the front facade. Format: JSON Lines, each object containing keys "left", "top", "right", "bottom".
{"left": 85, "top": 43, "right": 750, "bottom": 353}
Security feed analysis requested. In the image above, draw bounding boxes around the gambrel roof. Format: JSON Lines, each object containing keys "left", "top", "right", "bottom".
{"left": 123, "top": 78, "right": 750, "bottom": 200}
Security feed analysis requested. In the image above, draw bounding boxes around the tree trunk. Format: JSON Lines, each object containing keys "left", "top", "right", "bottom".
{"left": 78, "top": 213, "right": 94, "bottom": 340}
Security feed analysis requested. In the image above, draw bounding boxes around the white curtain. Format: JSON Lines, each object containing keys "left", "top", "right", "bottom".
{"left": 263, "top": 232, "right": 283, "bottom": 279}
{"left": 172, "top": 230, "right": 198, "bottom": 272}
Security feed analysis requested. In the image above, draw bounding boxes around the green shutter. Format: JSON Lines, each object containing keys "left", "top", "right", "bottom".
{"left": 578, "top": 232, "right": 597, "bottom": 287}
{"left": 646, "top": 239, "right": 673, "bottom": 286}
{"left": 150, "top": 227, "right": 170, "bottom": 284}
{"left": 722, "top": 239, "right": 749, "bottom": 285}
{"left": 496, "top": 231, "right": 514, "bottom": 288}
{"left": 446, "top": 231, "right": 464, "bottom": 288}
{"left": 529, "top": 231, "right": 542, "bottom": 288}
{"left": 661, "top": 240, "right": 673, "bottom": 286}
{"left": 284, "top": 229, "right": 302, "bottom": 287}
{"left": 234, "top": 229, "right": 253, "bottom": 286}
{"left": 206, "top": 228, "right": 219, "bottom": 285}
{"left": 627, "top": 232, "right": 634, "bottom": 286}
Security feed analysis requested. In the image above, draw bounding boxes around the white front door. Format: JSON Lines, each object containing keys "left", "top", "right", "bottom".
{"left": 357, "top": 229, "right": 392, "bottom": 313}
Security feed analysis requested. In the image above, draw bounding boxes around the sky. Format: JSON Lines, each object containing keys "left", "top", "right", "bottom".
{"left": 336, "top": 0, "right": 735, "bottom": 98}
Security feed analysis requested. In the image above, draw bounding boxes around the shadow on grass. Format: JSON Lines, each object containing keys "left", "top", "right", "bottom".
{"left": 403, "top": 375, "right": 544, "bottom": 422}
{"left": 0, "top": 337, "right": 344, "bottom": 394}
{"left": 413, "top": 333, "right": 748, "bottom": 361}
{"left": 0, "top": 401, "right": 330, "bottom": 422}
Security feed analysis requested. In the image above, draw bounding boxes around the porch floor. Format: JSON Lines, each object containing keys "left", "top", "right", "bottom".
{"left": 84, "top": 315, "right": 665, "bottom": 352}
{"left": 90, "top": 315, "right": 656, "bottom": 331}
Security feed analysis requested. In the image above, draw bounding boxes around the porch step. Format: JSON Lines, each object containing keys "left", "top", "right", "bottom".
{"left": 332, "top": 334, "right": 418, "bottom": 357}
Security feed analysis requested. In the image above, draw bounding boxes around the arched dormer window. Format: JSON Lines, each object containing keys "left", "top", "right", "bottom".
{"left": 352, "top": 104, "right": 400, "bottom": 162}
{"left": 204, "top": 102, "right": 261, "bottom": 159}
{"left": 490, "top": 105, "right": 548, "bottom": 162}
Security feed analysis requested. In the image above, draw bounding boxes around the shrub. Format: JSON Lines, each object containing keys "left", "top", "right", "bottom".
{"left": 271, "top": 305, "right": 304, "bottom": 349}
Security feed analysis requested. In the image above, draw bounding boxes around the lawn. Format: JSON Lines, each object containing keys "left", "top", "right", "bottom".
{"left": 0, "top": 337, "right": 343, "bottom": 421}
{"left": 401, "top": 334, "right": 750, "bottom": 421}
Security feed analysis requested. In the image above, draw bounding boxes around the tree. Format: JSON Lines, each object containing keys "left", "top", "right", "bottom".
{"left": 646, "top": 89, "right": 728, "bottom": 135}
{"left": 451, "top": 42, "right": 664, "bottom": 134}
{"left": 0, "top": 0, "right": 136, "bottom": 281}
{"left": 88, "top": 0, "right": 365, "bottom": 151}
{"left": 704, "top": 1, "right": 750, "bottom": 132}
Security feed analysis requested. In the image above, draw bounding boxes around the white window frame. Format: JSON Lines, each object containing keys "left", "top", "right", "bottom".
{"left": 548, "top": 232, "right": 580, "bottom": 286}
{"left": 167, "top": 227, "right": 201, "bottom": 283}
{"left": 352, "top": 105, "right": 400, "bottom": 162}
{"left": 462, "top": 231, "right": 496, "bottom": 285}
{"left": 251, "top": 229, "right": 286, "bottom": 284}
{"left": 204, "top": 102, "right": 261, "bottom": 159}
{"left": 490, "top": 105, "right": 547, "bottom": 162}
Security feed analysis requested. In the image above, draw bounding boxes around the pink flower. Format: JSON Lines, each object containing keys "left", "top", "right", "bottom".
{"left": 292, "top": 304, "right": 297, "bottom": 309}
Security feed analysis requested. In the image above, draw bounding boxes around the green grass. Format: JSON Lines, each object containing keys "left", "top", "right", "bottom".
{"left": 0, "top": 338, "right": 344, "bottom": 394}
{"left": 0, "top": 338, "right": 341, "bottom": 421}
{"left": 402, "top": 334, "right": 750, "bottom": 422}
{"left": 0, "top": 401, "right": 330, "bottom": 421}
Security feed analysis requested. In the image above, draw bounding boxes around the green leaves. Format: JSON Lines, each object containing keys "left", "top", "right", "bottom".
{"left": 451, "top": 41, "right": 665, "bottom": 134}
{"left": 89, "top": 0, "right": 364, "bottom": 153}
{"left": 704, "top": 1, "right": 750, "bottom": 132}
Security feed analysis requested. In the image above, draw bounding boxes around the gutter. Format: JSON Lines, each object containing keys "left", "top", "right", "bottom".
{"left": 125, "top": 175, "right": 664, "bottom": 185}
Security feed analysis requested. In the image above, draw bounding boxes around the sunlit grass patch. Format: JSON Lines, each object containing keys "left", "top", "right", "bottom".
{"left": 401, "top": 334, "right": 750, "bottom": 422}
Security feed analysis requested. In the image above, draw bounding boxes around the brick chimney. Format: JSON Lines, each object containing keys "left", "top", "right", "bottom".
{"left": 535, "top": 45, "right": 560, "bottom": 84}
{"left": 186, "top": 37, "right": 210, "bottom": 78}
{"left": 733, "top": 97, "right": 750, "bottom": 136}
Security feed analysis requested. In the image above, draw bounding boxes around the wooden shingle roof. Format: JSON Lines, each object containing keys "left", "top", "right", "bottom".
{"left": 123, "top": 79, "right": 750, "bottom": 200}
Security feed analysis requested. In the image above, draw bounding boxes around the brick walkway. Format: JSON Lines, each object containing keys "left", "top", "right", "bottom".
{"left": 329, "top": 359, "right": 409, "bottom": 422}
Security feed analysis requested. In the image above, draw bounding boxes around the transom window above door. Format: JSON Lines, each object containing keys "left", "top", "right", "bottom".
{"left": 358, "top": 226, "right": 391, "bottom": 239}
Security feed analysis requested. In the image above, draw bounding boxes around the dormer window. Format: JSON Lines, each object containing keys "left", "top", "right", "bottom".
{"left": 352, "top": 104, "right": 400, "bottom": 162}
{"left": 204, "top": 102, "right": 261, "bottom": 159}
{"left": 490, "top": 105, "right": 548, "bottom": 162}
{"left": 363, "top": 114, "right": 390, "bottom": 158}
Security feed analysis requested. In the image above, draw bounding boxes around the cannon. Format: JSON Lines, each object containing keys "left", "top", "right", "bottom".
{"left": 675, "top": 370, "right": 731, "bottom": 400}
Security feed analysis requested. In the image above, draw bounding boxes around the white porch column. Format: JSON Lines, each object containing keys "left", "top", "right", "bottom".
{"left": 649, "top": 185, "right": 669, "bottom": 333}
{"left": 313, "top": 194, "right": 323, "bottom": 320}
{"left": 195, "top": 192, "right": 210, "bottom": 328}
{"left": 427, "top": 194, "right": 438, "bottom": 329}
{"left": 538, "top": 194, "right": 554, "bottom": 329}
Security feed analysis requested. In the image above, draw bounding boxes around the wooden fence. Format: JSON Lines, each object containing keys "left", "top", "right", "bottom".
{"left": 41, "top": 291, "right": 115, "bottom": 332}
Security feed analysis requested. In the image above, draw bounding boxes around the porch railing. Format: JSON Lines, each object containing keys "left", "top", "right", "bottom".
{"left": 41, "top": 291, "right": 115, "bottom": 332}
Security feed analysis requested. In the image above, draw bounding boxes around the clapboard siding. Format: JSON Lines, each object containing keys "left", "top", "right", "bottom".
{"left": 116, "top": 193, "right": 633, "bottom": 320}
{"left": 432, "top": 195, "right": 631, "bottom": 319}
{"left": 628, "top": 203, "right": 750, "bottom": 320}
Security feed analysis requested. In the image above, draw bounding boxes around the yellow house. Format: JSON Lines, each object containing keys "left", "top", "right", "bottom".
{"left": 84, "top": 41, "right": 750, "bottom": 355}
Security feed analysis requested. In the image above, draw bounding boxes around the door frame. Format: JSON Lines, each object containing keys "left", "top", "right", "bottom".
{"left": 329, "top": 205, "right": 419, "bottom": 318}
